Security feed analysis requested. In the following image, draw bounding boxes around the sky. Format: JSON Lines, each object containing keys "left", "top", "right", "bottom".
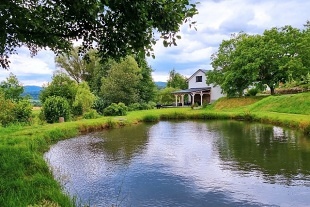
{"left": 1, "top": 0, "right": 310, "bottom": 86}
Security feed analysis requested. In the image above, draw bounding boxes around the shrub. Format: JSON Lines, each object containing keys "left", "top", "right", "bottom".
{"left": 128, "top": 102, "right": 156, "bottom": 111}
{"left": 128, "top": 103, "right": 141, "bottom": 111}
{"left": 12, "top": 99, "right": 33, "bottom": 124}
{"left": 0, "top": 94, "right": 15, "bottom": 126}
{"left": 0, "top": 92, "right": 33, "bottom": 126}
{"left": 92, "top": 97, "right": 108, "bottom": 114}
{"left": 73, "top": 82, "right": 96, "bottom": 115}
{"left": 148, "top": 101, "right": 156, "bottom": 109}
{"left": 141, "top": 102, "right": 152, "bottom": 110}
{"left": 39, "top": 73, "right": 77, "bottom": 106}
{"left": 72, "top": 102, "right": 83, "bottom": 116}
{"left": 247, "top": 88, "right": 259, "bottom": 96}
{"left": 41, "top": 96, "right": 70, "bottom": 123}
{"left": 83, "top": 109, "right": 100, "bottom": 119}
{"left": 103, "top": 102, "right": 128, "bottom": 116}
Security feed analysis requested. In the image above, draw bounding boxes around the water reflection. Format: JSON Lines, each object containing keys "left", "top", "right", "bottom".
{"left": 45, "top": 121, "right": 310, "bottom": 207}
{"left": 90, "top": 123, "right": 150, "bottom": 164}
{"left": 214, "top": 120, "right": 310, "bottom": 185}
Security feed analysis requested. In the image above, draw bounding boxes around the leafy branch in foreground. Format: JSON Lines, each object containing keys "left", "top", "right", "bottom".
{"left": 0, "top": 0, "right": 199, "bottom": 69}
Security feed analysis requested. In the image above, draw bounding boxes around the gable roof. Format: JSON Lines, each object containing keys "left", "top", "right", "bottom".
{"left": 187, "top": 69, "right": 208, "bottom": 82}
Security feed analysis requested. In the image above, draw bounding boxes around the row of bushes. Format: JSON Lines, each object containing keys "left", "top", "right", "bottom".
{"left": 40, "top": 96, "right": 157, "bottom": 123}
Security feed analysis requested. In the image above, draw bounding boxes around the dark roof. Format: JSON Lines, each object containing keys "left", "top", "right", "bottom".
{"left": 172, "top": 87, "right": 211, "bottom": 94}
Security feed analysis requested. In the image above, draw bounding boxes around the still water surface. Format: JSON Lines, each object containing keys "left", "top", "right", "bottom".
{"left": 45, "top": 120, "right": 310, "bottom": 207}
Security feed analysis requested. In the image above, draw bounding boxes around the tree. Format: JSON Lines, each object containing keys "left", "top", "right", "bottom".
{"left": 0, "top": 73, "right": 24, "bottom": 101}
{"left": 55, "top": 47, "right": 100, "bottom": 83}
{"left": 100, "top": 56, "right": 142, "bottom": 106}
{"left": 0, "top": 74, "right": 32, "bottom": 125}
{"left": 256, "top": 26, "right": 306, "bottom": 94}
{"left": 208, "top": 25, "right": 310, "bottom": 96}
{"left": 167, "top": 69, "right": 188, "bottom": 90}
{"left": 73, "top": 82, "right": 96, "bottom": 115}
{"left": 208, "top": 33, "right": 257, "bottom": 97}
{"left": 40, "top": 72, "right": 77, "bottom": 105}
{"left": 1, "top": 0, "right": 198, "bottom": 69}
{"left": 156, "top": 87, "right": 178, "bottom": 105}
{"left": 88, "top": 58, "right": 114, "bottom": 96}
{"left": 134, "top": 53, "right": 156, "bottom": 103}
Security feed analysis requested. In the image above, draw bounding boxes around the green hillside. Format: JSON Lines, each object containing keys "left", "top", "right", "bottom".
{"left": 248, "top": 93, "right": 310, "bottom": 115}
{"left": 211, "top": 92, "right": 310, "bottom": 115}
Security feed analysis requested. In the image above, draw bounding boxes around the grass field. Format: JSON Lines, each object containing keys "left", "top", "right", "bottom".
{"left": 0, "top": 92, "right": 309, "bottom": 206}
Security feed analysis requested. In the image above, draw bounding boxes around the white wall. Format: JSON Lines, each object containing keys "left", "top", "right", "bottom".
{"left": 188, "top": 70, "right": 207, "bottom": 88}
{"left": 210, "top": 85, "right": 223, "bottom": 102}
{"left": 188, "top": 70, "right": 225, "bottom": 102}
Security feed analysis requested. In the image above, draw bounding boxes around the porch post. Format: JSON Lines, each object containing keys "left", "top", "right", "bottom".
{"left": 175, "top": 95, "right": 178, "bottom": 107}
{"left": 181, "top": 94, "right": 184, "bottom": 106}
{"left": 191, "top": 93, "right": 195, "bottom": 105}
{"left": 200, "top": 92, "right": 203, "bottom": 106}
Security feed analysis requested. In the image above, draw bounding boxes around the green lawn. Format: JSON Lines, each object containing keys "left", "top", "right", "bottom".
{"left": 0, "top": 92, "right": 309, "bottom": 206}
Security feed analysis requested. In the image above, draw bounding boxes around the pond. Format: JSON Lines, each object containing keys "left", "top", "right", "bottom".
{"left": 44, "top": 120, "right": 310, "bottom": 207}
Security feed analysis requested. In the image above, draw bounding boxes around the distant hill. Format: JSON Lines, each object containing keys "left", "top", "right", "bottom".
{"left": 22, "top": 86, "right": 42, "bottom": 100}
{"left": 155, "top": 81, "right": 167, "bottom": 89}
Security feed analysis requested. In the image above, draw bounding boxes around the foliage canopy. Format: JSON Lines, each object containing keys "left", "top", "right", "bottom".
{"left": 40, "top": 72, "right": 78, "bottom": 105}
{"left": 0, "top": 0, "right": 198, "bottom": 69}
{"left": 208, "top": 25, "right": 310, "bottom": 96}
{"left": 167, "top": 69, "right": 188, "bottom": 90}
{"left": 0, "top": 73, "right": 24, "bottom": 101}
{"left": 100, "top": 56, "right": 142, "bottom": 106}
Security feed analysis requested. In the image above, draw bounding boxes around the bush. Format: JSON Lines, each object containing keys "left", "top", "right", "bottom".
{"left": 83, "top": 109, "right": 100, "bottom": 119}
{"left": 0, "top": 95, "right": 15, "bottom": 126}
{"left": 128, "top": 101, "right": 156, "bottom": 111}
{"left": 12, "top": 99, "right": 33, "bottom": 124}
{"left": 246, "top": 88, "right": 259, "bottom": 96}
{"left": 0, "top": 92, "right": 33, "bottom": 126}
{"left": 41, "top": 96, "right": 71, "bottom": 123}
{"left": 103, "top": 102, "right": 128, "bottom": 116}
{"left": 128, "top": 103, "right": 141, "bottom": 111}
{"left": 39, "top": 73, "right": 77, "bottom": 106}
{"left": 73, "top": 82, "right": 96, "bottom": 114}
{"left": 92, "top": 97, "right": 108, "bottom": 114}
{"left": 72, "top": 102, "right": 83, "bottom": 116}
{"left": 141, "top": 102, "right": 152, "bottom": 110}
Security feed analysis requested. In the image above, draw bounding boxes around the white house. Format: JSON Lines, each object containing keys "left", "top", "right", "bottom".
{"left": 172, "top": 69, "right": 224, "bottom": 106}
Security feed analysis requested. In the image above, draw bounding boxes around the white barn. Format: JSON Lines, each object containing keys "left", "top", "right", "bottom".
{"left": 172, "top": 69, "right": 224, "bottom": 106}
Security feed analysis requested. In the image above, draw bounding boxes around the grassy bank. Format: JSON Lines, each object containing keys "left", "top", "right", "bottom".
{"left": 0, "top": 92, "right": 309, "bottom": 206}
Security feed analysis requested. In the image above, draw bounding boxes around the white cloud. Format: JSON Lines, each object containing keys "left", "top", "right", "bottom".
{"left": 0, "top": 48, "right": 56, "bottom": 86}
{"left": 152, "top": 72, "right": 170, "bottom": 82}
{"left": 150, "top": 0, "right": 310, "bottom": 79}
{"left": 2, "top": 0, "right": 310, "bottom": 84}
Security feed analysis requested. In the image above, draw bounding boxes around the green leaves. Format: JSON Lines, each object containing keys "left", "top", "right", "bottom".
{"left": 0, "top": 73, "right": 24, "bottom": 102}
{"left": 167, "top": 69, "right": 188, "bottom": 90}
{"left": 41, "top": 96, "right": 71, "bottom": 123}
{"left": 209, "top": 25, "right": 310, "bottom": 96}
{"left": 1, "top": 0, "right": 199, "bottom": 69}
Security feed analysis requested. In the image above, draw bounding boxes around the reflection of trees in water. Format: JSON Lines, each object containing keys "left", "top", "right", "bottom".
{"left": 213, "top": 120, "right": 310, "bottom": 185}
{"left": 89, "top": 123, "right": 151, "bottom": 164}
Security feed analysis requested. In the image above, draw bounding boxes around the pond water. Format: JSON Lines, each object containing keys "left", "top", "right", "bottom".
{"left": 45, "top": 120, "right": 310, "bottom": 207}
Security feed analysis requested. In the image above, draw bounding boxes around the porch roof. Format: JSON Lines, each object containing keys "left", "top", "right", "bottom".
{"left": 171, "top": 87, "right": 211, "bottom": 94}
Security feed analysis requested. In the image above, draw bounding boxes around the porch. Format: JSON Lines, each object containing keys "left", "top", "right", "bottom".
{"left": 171, "top": 87, "right": 211, "bottom": 107}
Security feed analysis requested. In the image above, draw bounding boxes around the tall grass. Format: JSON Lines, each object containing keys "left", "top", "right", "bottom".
{"left": 0, "top": 92, "right": 309, "bottom": 206}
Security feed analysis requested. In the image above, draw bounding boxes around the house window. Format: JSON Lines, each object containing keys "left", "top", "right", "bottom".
{"left": 196, "top": 76, "right": 202, "bottom": 82}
